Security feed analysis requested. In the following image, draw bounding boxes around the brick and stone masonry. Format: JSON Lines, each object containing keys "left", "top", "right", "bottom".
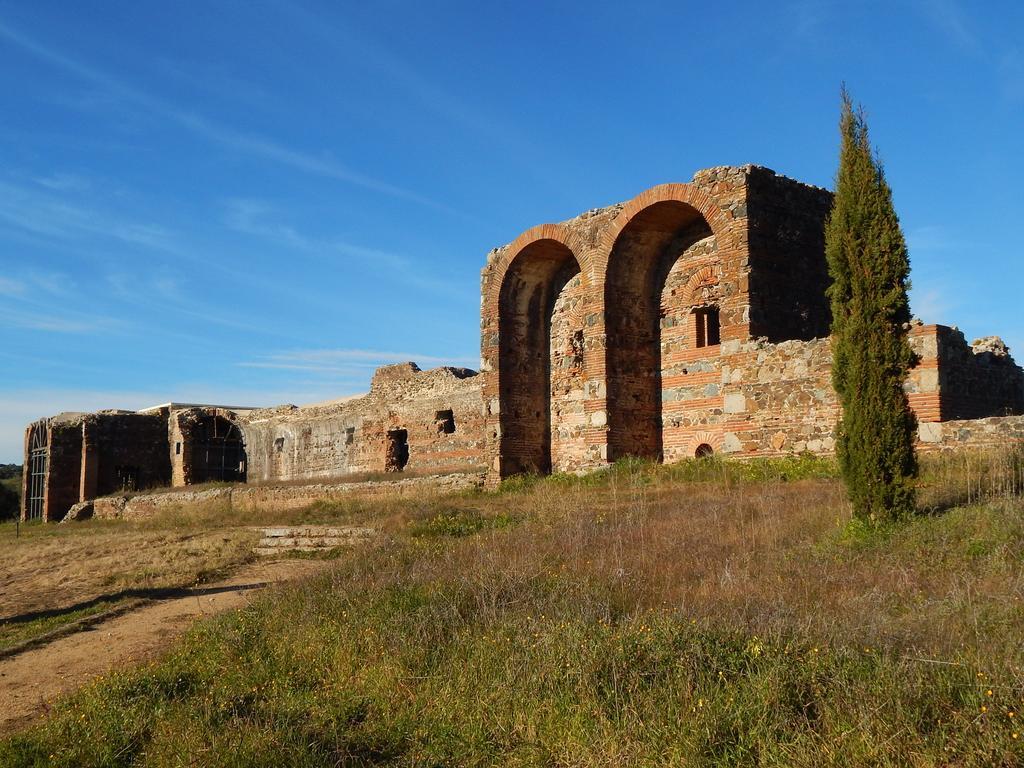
{"left": 22, "top": 164, "right": 1024, "bottom": 519}
{"left": 480, "top": 164, "right": 1024, "bottom": 482}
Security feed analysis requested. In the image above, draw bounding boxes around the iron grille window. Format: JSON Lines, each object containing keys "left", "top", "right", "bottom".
{"left": 195, "top": 416, "right": 246, "bottom": 483}
{"left": 27, "top": 423, "right": 48, "bottom": 520}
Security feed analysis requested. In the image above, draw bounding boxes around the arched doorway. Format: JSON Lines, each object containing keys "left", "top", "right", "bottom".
{"left": 193, "top": 415, "right": 246, "bottom": 483}
{"left": 605, "top": 200, "right": 718, "bottom": 462}
{"left": 497, "top": 239, "right": 583, "bottom": 476}
{"left": 27, "top": 420, "right": 48, "bottom": 520}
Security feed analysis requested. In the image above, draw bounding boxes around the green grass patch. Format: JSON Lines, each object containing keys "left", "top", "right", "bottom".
{"left": 488, "top": 453, "right": 839, "bottom": 498}
{"left": 407, "top": 507, "right": 519, "bottom": 538}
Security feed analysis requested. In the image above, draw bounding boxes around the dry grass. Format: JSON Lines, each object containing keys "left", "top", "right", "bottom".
{"left": 4, "top": 450, "right": 1024, "bottom": 765}
{"left": 0, "top": 517, "right": 257, "bottom": 643}
{"left": 246, "top": 464, "right": 482, "bottom": 488}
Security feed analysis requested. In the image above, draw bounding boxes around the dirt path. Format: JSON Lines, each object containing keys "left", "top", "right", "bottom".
{"left": 0, "top": 557, "right": 330, "bottom": 736}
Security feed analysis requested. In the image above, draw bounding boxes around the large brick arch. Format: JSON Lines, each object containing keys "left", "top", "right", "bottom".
{"left": 597, "top": 184, "right": 738, "bottom": 462}
{"left": 594, "top": 183, "right": 733, "bottom": 265}
{"left": 481, "top": 224, "right": 587, "bottom": 478}
{"left": 482, "top": 224, "right": 590, "bottom": 312}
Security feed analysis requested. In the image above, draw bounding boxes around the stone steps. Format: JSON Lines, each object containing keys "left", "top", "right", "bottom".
{"left": 254, "top": 525, "right": 375, "bottom": 556}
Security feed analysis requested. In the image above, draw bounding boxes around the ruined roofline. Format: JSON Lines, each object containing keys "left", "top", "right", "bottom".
{"left": 29, "top": 410, "right": 139, "bottom": 427}
{"left": 369, "top": 361, "right": 477, "bottom": 386}
{"left": 137, "top": 402, "right": 260, "bottom": 414}
{"left": 484, "top": 164, "right": 832, "bottom": 265}
{"left": 242, "top": 361, "right": 480, "bottom": 422}
{"left": 910, "top": 321, "right": 1020, "bottom": 364}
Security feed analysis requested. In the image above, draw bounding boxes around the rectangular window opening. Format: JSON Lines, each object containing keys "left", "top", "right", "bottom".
{"left": 694, "top": 306, "right": 721, "bottom": 348}
{"left": 386, "top": 428, "right": 409, "bottom": 472}
{"left": 344, "top": 427, "right": 355, "bottom": 445}
{"left": 435, "top": 409, "right": 456, "bottom": 434}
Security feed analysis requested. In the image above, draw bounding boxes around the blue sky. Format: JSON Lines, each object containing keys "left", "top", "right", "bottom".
{"left": 0, "top": 0, "right": 1021, "bottom": 462}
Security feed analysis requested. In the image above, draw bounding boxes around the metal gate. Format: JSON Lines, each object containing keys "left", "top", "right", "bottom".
{"left": 27, "top": 421, "right": 48, "bottom": 520}
{"left": 196, "top": 416, "right": 246, "bottom": 483}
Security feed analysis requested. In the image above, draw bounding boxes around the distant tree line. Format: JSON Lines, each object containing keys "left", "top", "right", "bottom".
{"left": 0, "top": 463, "right": 23, "bottom": 480}
{"left": 0, "top": 464, "right": 21, "bottom": 520}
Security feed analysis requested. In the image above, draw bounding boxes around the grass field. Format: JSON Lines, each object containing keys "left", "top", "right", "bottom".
{"left": 2, "top": 450, "right": 1023, "bottom": 766}
{"left": 0, "top": 514, "right": 258, "bottom": 653}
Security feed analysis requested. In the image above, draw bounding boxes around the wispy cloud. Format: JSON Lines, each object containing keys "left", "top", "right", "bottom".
{"left": 267, "top": 0, "right": 566, "bottom": 205}
{"left": 98, "top": 269, "right": 301, "bottom": 341}
{"left": 0, "top": 177, "right": 356, "bottom": 334}
{"left": 27, "top": 271, "right": 74, "bottom": 296}
{"left": 15, "top": 317, "right": 101, "bottom": 333}
{"left": 0, "top": 277, "right": 26, "bottom": 296}
{"left": 0, "top": 269, "right": 116, "bottom": 332}
{"left": 0, "top": 270, "right": 119, "bottom": 334}
{"left": 0, "top": 305, "right": 116, "bottom": 334}
{"left": 0, "top": 179, "right": 176, "bottom": 252}
{"left": 34, "top": 172, "right": 92, "bottom": 192}
{"left": 224, "top": 198, "right": 408, "bottom": 270}
{"left": 223, "top": 198, "right": 468, "bottom": 296}
{"left": 0, "top": 19, "right": 456, "bottom": 214}
{"left": 916, "top": 0, "right": 980, "bottom": 52}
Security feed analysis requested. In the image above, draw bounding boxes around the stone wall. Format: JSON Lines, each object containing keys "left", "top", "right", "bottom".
{"left": 44, "top": 420, "right": 83, "bottom": 523}
{"left": 909, "top": 324, "right": 1024, "bottom": 423}
{"left": 718, "top": 337, "right": 838, "bottom": 456}
{"left": 481, "top": 166, "right": 1022, "bottom": 482}
{"left": 82, "top": 412, "right": 171, "bottom": 497}
{"left": 917, "top": 415, "right": 1024, "bottom": 449}
{"left": 549, "top": 272, "right": 588, "bottom": 471}
{"left": 745, "top": 167, "right": 834, "bottom": 342}
{"left": 23, "top": 164, "right": 1024, "bottom": 516}
{"left": 936, "top": 330, "right": 1024, "bottom": 420}
{"left": 907, "top": 324, "right": 942, "bottom": 423}
{"left": 92, "top": 471, "right": 484, "bottom": 520}
{"left": 242, "top": 363, "right": 485, "bottom": 484}
{"left": 20, "top": 411, "right": 174, "bottom": 522}
{"left": 481, "top": 165, "right": 841, "bottom": 480}
{"left": 169, "top": 408, "right": 246, "bottom": 486}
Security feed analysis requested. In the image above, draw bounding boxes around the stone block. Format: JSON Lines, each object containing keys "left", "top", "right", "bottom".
{"left": 723, "top": 393, "right": 747, "bottom": 414}
{"left": 918, "top": 422, "right": 943, "bottom": 443}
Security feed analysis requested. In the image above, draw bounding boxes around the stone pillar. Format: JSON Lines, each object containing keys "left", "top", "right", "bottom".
{"left": 42, "top": 423, "right": 53, "bottom": 523}
{"left": 79, "top": 420, "right": 99, "bottom": 502}
{"left": 19, "top": 425, "right": 30, "bottom": 522}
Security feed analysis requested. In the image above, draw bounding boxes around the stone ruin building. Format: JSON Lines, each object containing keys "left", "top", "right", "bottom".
{"left": 22, "top": 165, "right": 1024, "bottom": 521}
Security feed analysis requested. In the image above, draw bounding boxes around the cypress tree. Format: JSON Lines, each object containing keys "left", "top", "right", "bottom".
{"left": 825, "top": 88, "right": 918, "bottom": 522}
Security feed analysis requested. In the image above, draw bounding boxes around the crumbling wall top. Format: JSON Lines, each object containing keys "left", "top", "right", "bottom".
{"left": 370, "top": 362, "right": 477, "bottom": 399}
